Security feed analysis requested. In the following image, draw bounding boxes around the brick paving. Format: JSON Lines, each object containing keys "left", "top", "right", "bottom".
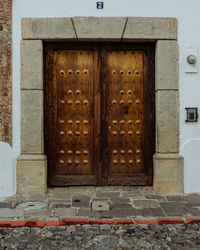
{"left": 0, "top": 187, "right": 200, "bottom": 226}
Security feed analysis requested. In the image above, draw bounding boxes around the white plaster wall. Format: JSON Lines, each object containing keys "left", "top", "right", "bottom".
{"left": 0, "top": 0, "right": 198, "bottom": 197}
{"left": 0, "top": 143, "right": 15, "bottom": 198}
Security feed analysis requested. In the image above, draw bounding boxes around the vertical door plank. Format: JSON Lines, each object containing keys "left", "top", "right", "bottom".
{"left": 50, "top": 49, "right": 96, "bottom": 185}
{"left": 93, "top": 50, "right": 102, "bottom": 184}
{"left": 44, "top": 46, "right": 54, "bottom": 186}
{"left": 142, "top": 48, "right": 155, "bottom": 185}
{"left": 104, "top": 48, "right": 154, "bottom": 185}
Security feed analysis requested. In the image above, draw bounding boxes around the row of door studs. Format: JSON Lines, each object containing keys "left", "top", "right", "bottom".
{"left": 58, "top": 159, "right": 142, "bottom": 165}
{"left": 59, "top": 120, "right": 141, "bottom": 125}
{"left": 59, "top": 69, "right": 140, "bottom": 76}
{"left": 59, "top": 149, "right": 141, "bottom": 155}
{"left": 64, "top": 89, "right": 134, "bottom": 95}
{"left": 59, "top": 99, "right": 141, "bottom": 105}
{"left": 59, "top": 130, "right": 141, "bottom": 136}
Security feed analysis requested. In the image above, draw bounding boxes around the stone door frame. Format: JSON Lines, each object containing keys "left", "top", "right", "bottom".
{"left": 17, "top": 17, "right": 183, "bottom": 195}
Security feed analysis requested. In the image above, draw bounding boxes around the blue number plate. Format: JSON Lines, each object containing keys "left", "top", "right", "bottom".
{"left": 97, "top": 2, "right": 104, "bottom": 9}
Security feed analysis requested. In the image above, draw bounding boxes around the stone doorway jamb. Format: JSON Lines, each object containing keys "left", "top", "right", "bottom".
{"left": 17, "top": 17, "right": 183, "bottom": 195}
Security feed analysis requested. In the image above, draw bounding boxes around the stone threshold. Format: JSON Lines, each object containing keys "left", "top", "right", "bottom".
{"left": 0, "top": 217, "right": 199, "bottom": 228}
{"left": 2, "top": 187, "right": 200, "bottom": 220}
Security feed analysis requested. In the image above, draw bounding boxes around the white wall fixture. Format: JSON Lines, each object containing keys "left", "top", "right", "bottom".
{"left": 185, "top": 107, "right": 198, "bottom": 122}
{"left": 184, "top": 48, "right": 198, "bottom": 73}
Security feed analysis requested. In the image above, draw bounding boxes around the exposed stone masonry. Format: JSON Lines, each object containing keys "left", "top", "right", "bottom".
{"left": 0, "top": 0, "right": 12, "bottom": 144}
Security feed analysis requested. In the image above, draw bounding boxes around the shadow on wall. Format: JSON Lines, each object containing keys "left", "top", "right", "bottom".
{"left": 0, "top": 142, "right": 16, "bottom": 198}
{"left": 181, "top": 139, "right": 200, "bottom": 193}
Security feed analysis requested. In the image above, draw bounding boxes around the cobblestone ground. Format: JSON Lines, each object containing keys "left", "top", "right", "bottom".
{"left": 0, "top": 224, "right": 200, "bottom": 250}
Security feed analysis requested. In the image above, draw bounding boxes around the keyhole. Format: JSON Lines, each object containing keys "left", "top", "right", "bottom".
{"left": 124, "top": 106, "right": 129, "bottom": 114}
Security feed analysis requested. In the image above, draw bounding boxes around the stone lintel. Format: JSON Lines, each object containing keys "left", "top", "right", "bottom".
{"left": 22, "top": 18, "right": 76, "bottom": 40}
{"left": 21, "top": 40, "right": 43, "bottom": 90}
{"left": 123, "top": 17, "right": 177, "bottom": 40}
{"left": 72, "top": 17, "right": 127, "bottom": 40}
{"left": 156, "top": 90, "right": 179, "bottom": 153}
{"left": 156, "top": 40, "right": 179, "bottom": 90}
{"left": 153, "top": 154, "right": 184, "bottom": 195}
{"left": 21, "top": 17, "right": 178, "bottom": 41}
{"left": 17, "top": 154, "right": 47, "bottom": 195}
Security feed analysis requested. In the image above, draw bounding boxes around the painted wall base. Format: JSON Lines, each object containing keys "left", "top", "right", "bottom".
{"left": 17, "top": 155, "right": 47, "bottom": 195}
{"left": 154, "top": 154, "right": 184, "bottom": 195}
{"left": 0, "top": 142, "right": 16, "bottom": 198}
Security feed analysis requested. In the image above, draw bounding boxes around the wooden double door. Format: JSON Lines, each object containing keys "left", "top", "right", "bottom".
{"left": 44, "top": 43, "right": 155, "bottom": 186}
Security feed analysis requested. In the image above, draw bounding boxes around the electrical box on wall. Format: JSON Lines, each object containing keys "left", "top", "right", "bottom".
{"left": 185, "top": 107, "right": 198, "bottom": 122}
{"left": 184, "top": 48, "right": 198, "bottom": 73}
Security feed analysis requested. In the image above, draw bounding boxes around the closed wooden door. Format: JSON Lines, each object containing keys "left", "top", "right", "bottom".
{"left": 44, "top": 43, "right": 155, "bottom": 186}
